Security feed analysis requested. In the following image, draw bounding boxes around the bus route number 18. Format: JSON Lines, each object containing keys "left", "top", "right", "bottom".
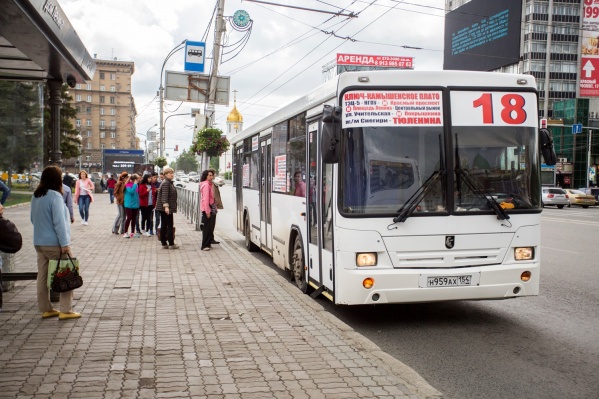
{"left": 473, "top": 93, "right": 527, "bottom": 125}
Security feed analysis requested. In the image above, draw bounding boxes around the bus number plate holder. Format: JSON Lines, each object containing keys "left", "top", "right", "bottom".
{"left": 419, "top": 273, "right": 481, "bottom": 288}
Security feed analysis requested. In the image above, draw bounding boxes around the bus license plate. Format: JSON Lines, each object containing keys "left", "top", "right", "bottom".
{"left": 427, "top": 275, "right": 472, "bottom": 287}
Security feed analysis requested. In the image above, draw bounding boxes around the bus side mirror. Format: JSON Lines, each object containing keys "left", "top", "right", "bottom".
{"left": 539, "top": 128, "right": 557, "bottom": 166}
{"left": 322, "top": 105, "right": 342, "bottom": 164}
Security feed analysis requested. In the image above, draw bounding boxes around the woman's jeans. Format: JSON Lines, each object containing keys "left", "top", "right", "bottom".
{"left": 113, "top": 204, "right": 126, "bottom": 234}
{"left": 78, "top": 195, "right": 91, "bottom": 221}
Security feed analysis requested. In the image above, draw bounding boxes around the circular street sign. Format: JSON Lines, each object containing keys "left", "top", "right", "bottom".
{"left": 232, "top": 10, "right": 250, "bottom": 29}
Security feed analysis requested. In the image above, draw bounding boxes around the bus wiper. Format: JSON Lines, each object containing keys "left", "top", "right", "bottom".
{"left": 393, "top": 135, "right": 446, "bottom": 223}
{"left": 393, "top": 170, "right": 443, "bottom": 223}
{"left": 454, "top": 133, "right": 509, "bottom": 221}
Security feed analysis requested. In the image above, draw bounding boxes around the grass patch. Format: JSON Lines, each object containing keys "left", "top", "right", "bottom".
{"left": 4, "top": 193, "right": 32, "bottom": 207}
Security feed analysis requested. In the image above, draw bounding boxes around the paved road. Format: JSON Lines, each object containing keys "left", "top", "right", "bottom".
{"left": 215, "top": 184, "right": 599, "bottom": 399}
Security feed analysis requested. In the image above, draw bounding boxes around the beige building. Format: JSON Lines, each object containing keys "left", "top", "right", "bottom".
{"left": 65, "top": 58, "right": 137, "bottom": 173}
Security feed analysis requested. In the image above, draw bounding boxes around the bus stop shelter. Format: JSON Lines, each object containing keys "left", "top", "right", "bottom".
{"left": 0, "top": 0, "right": 95, "bottom": 282}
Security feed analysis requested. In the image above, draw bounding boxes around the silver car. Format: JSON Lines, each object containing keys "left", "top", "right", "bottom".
{"left": 541, "top": 187, "right": 569, "bottom": 208}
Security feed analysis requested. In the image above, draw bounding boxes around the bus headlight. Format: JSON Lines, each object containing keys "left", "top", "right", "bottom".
{"left": 514, "top": 247, "right": 534, "bottom": 261}
{"left": 356, "top": 252, "right": 377, "bottom": 266}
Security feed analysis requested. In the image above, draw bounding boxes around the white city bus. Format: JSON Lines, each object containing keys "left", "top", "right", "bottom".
{"left": 231, "top": 70, "right": 555, "bottom": 305}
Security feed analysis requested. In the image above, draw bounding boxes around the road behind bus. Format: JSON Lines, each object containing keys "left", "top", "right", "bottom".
{"left": 217, "top": 184, "right": 599, "bottom": 399}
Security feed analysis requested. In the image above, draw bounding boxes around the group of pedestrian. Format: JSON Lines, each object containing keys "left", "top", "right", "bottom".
{"left": 1, "top": 164, "right": 224, "bottom": 321}
{"left": 111, "top": 171, "right": 162, "bottom": 239}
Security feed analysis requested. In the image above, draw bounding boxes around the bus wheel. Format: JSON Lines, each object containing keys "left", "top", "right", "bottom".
{"left": 292, "top": 237, "right": 309, "bottom": 294}
{"left": 245, "top": 216, "right": 258, "bottom": 252}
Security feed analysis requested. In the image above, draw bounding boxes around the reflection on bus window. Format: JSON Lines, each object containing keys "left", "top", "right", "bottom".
{"left": 341, "top": 126, "right": 445, "bottom": 214}
{"left": 453, "top": 126, "right": 539, "bottom": 211}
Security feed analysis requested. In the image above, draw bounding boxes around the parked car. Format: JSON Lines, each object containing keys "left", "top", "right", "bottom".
{"left": 213, "top": 176, "right": 225, "bottom": 187}
{"left": 564, "top": 189, "right": 595, "bottom": 208}
{"left": 577, "top": 187, "right": 599, "bottom": 205}
{"left": 541, "top": 187, "right": 569, "bottom": 208}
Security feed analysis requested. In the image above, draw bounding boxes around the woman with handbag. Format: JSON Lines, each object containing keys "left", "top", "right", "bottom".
{"left": 199, "top": 169, "right": 216, "bottom": 251}
{"left": 30, "top": 165, "right": 81, "bottom": 320}
{"left": 73, "top": 170, "right": 94, "bottom": 225}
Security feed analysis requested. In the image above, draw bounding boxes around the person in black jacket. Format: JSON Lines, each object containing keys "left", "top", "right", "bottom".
{"left": 0, "top": 203, "right": 23, "bottom": 308}
{"left": 155, "top": 168, "right": 178, "bottom": 249}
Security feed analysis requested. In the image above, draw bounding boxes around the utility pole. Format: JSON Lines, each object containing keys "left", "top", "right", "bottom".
{"left": 203, "top": 0, "right": 226, "bottom": 171}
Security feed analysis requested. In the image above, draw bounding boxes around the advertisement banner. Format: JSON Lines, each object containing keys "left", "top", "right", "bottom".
{"left": 341, "top": 90, "right": 443, "bottom": 128}
{"left": 580, "top": 1, "right": 599, "bottom": 97}
{"left": 336, "top": 53, "right": 413, "bottom": 69}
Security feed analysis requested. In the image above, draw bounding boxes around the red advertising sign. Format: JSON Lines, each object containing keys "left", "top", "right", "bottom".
{"left": 336, "top": 53, "right": 413, "bottom": 69}
{"left": 579, "top": 0, "right": 599, "bottom": 97}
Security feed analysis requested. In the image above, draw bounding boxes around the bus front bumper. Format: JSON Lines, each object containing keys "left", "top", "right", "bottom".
{"left": 334, "top": 263, "right": 540, "bottom": 305}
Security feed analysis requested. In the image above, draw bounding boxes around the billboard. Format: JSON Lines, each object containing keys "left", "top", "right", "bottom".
{"left": 336, "top": 53, "right": 413, "bottom": 68}
{"left": 443, "top": 0, "right": 522, "bottom": 71}
{"left": 579, "top": 1, "right": 599, "bottom": 97}
{"left": 103, "top": 149, "right": 144, "bottom": 175}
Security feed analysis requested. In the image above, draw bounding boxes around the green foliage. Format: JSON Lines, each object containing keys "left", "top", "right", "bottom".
{"left": 43, "top": 84, "right": 81, "bottom": 163}
{"left": 224, "top": 171, "right": 232, "bottom": 180}
{"left": 0, "top": 81, "right": 42, "bottom": 177}
{"left": 191, "top": 127, "right": 230, "bottom": 157}
{"left": 176, "top": 148, "right": 199, "bottom": 173}
{"left": 155, "top": 156, "right": 168, "bottom": 168}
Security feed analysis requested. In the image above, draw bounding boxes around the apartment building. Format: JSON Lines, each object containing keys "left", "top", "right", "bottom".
{"left": 65, "top": 58, "right": 137, "bottom": 173}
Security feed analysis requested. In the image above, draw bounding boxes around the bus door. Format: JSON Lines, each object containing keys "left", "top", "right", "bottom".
{"left": 235, "top": 146, "right": 244, "bottom": 232}
{"left": 260, "top": 137, "right": 272, "bottom": 251}
{"left": 307, "top": 120, "right": 334, "bottom": 293}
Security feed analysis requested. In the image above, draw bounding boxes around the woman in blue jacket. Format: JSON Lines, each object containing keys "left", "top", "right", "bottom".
{"left": 123, "top": 173, "right": 140, "bottom": 238}
{"left": 30, "top": 165, "right": 80, "bottom": 320}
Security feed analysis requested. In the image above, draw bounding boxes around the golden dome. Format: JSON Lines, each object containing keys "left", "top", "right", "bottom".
{"left": 227, "top": 104, "right": 243, "bottom": 123}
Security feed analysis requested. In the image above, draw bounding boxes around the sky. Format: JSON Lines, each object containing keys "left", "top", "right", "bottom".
{"left": 60, "top": 0, "right": 446, "bottom": 162}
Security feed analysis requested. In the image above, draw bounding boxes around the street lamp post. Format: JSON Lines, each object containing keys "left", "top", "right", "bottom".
{"left": 159, "top": 40, "right": 187, "bottom": 157}
{"left": 76, "top": 133, "right": 82, "bottom": 173}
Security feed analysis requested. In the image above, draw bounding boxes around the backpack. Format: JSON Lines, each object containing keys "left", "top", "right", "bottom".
{"left": 0, "top": 216, "right": 22, "bottom": 254}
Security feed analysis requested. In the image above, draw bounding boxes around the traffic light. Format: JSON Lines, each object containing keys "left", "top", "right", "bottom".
{"left": 175, "top": 145, "right": 179, "bottom": 151}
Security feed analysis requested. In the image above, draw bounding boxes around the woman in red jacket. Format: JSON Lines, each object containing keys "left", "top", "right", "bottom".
{"left": 138, "top": 174, "right": 157, "bottom": 236}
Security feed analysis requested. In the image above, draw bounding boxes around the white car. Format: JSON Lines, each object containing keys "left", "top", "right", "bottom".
{"left": 213, "top": 176, "right": 225, "bottom": 187}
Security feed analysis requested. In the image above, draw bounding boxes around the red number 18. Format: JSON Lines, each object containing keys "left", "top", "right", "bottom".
{"left": 473, "top": 93, "right": 527, "bottom": 125}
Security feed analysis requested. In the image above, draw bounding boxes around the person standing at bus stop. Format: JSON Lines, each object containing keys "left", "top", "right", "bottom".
{"left": 199, "top": 169, "right": 216, "bottom": 251}
{"left": 208, "top": 169, "right": 222, "bottom": 245}
{"left": 156, "top": 168, "right": 178, "bottom": 249}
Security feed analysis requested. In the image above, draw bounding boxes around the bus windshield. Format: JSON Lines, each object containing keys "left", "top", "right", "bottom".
{"left": 453, "top": 125, "right": 540, "bottom": 211}
{"left": 341, "top": 126, "right": 445, "bottom": 214}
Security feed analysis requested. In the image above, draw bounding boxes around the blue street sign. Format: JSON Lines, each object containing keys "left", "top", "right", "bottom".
{"left": 184, "top": 41, "right": 205, "bottom": 73}
{"left": 572, "top": 123, "right": 583, "bottom": 134}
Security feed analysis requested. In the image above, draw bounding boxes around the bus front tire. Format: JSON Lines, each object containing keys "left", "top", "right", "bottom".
{"left": 245, "top": 216, "right": 258, "bottom": 252}
{"left": 292, "top": 237, "right": 309, "bottom": 294}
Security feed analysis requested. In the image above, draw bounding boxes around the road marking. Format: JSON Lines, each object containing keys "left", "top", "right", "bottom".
{"left": 541, "top": 217, "right": 599, "bottom": 226}
{"left": 540, "top": 246, "right": 578, "bottom": 254}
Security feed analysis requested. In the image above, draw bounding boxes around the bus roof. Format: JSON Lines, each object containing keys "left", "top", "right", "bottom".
{"left": 231, "top": 70, "right": 537, "bottom": 144}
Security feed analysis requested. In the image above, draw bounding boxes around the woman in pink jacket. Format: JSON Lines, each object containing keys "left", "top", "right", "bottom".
{"left": 199, "top": 169, "right": 216, "bottom": 251}
{"left": 73, "top": 170, "right": 94, "bottom": 225}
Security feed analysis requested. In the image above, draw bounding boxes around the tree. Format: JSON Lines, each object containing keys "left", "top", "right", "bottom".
{"left": 176, "top": 148, "right": 199, "bottom": 173}
{"left": 0, "top": 81, "right": 42, "bottom": 181}
{"left": 43, "top": 84, "right": 81, "bottom": 164}
{"left": 155, "top": 156, "right": 168, "bottom": 168}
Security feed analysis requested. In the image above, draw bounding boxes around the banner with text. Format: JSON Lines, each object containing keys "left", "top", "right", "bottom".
{"left": 580, "top": 1, "right": 599, "bottom": 97}
{"left": 341, "top": 90, "right": 443, "bottom": 128}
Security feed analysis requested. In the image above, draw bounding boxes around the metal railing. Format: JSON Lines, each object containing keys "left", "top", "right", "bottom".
{"left": 176, "top": 186, "right": 201, "bottom": 231}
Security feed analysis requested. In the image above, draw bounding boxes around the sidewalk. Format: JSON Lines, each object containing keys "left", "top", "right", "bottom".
{"left": 0, "top": 195, "right": 441, "bottom": 399}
